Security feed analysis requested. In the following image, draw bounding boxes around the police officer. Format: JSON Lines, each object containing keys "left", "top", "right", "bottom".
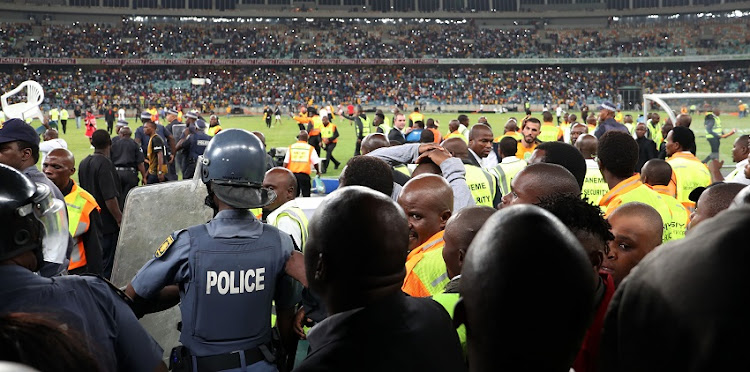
{"left": 175, "top": 119, "right": 212, "bottom": 179}
{"left": 165, "top": 109, "right": 183, "bottom": 180}
{"left": 125, "top": 129, "right": 307, "bottom": 372}
{"left": 111, "top": 125, "right": 147, "bottom": 199}
{"left": 0, "top": 163, "right": 166, "bottom": 372}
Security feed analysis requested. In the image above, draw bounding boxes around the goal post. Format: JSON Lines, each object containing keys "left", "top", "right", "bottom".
{"left": 643, "top": 92, "right": 750, "bottom": 125}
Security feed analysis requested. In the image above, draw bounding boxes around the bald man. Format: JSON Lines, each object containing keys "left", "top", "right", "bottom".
{"left": 433, "top": 206, "right": 496, "bottom": 355}
{"left": 468, "top": 124, "right": 497, "bottom": 168}
{"left": 501, "top": 163, "right": 580, "bottom": 207}
{"left": 298, "top": 187, "right": 465, "bottom": 371}
{"left": 639, "top": 159, "right": 690, "bottom": 240}
{"left": 43, "top": 148, "right": 103, "bottom": 275}
{"left": 569, "top": 123, "right": 588, "bottom": 145}
{"left": 284, "top": 130, "right": 321, "bottom": 197}
{"left": 443, "top": 137, "right": 500, "bottom": 208}
{"left": 455, "top": 205, "right": 595, "bottom": 371}
{"left": 361, "top": 133, "right": 411, "bottom": 186}
{"left": 687, "top": 182, "right": 747, "bottom": 230}
{"left": 39, "top": 128, "right": 67, "bottom": 166}
{"left": 399, "top": 174, "right": 454, "bottom": 297}
{"left": 367, "top": 142, "right": 474, "bottom": 211}
{"left": 575, "top": 134, "right": 608, "bottom": 206}
{"left": 262, "top": 167, "right": 308, "bottom": 250}
{"left": 601, "top": 202, "right": 663, "bottom": 287}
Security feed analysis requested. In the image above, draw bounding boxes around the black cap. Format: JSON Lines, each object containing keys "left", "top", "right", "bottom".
{"left": 0, "top": 119, "right": 40, "bottom": 146}
{"left": 688, "top": 182, "right": 724, "bottom": 202}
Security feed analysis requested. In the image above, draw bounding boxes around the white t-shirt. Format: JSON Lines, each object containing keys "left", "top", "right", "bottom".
{"left": 117, "top": 108, "right": 126, "bottom": 121}
{"left": 39, "top": 138, "right": 68, "bottom": 165}
{"left": 730, "top": 159, "right": 750, "bottom": 185}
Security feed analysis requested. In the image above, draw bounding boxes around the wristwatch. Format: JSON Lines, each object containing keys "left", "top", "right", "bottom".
{"left": 158, "top": 171, "right": 164, "bottom": 175}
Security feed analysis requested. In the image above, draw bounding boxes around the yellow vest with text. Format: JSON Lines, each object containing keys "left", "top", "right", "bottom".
{"left": 491, "top": 159, "right": 527, "bottom": 196}
{"left": 465, "top": 164, "right": 496, "bottom": 207}
{"left": 287, "top": 142, "right": 315, "bottom": 175}
{"left": 65, "top": 182, "right": 100, "bottom": 270}
{"left": 582, "top": 166, "right": 608, "bottom": 206}
{"left": 667, "top": 153, "right": 711, "bottom": 209}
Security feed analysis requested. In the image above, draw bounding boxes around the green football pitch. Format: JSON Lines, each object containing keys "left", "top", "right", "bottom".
{"left": 53, "top": 111, "right": 750, "bottom": 185}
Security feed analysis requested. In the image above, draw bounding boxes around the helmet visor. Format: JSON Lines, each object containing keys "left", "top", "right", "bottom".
{"left": 29, "top": 184, "right": 69, "bottom": 264}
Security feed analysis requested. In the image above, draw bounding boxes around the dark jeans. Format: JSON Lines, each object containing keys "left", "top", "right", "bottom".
{"left": 101, "top": 231, "right": 120, "bottom": 280}
{"left": 147, "top": 173, "right": 166, "bottom": 184}
{"left": 106, "top": 120, "right": 114, "bottom": 134}
{"left": 295, "top": 172, "right": 312, "bottom": 197}
{"left": 183, "top": 160, "right": 197, "bottom": 179}
{"left": 308, "top": 135, "right": 321, "bottom": 156}
{"left": 703, "top": 137, "right": 721, "bottom": 162}
{"left": 60, "top": 119, "right": 67, "bottom": 134}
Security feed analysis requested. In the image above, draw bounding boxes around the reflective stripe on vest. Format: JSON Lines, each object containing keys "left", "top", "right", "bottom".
{"left": 491, "top": 160, "right": 527, "bottom": 196}
{"left": 320, "top": 123, "right": 337, "bottom": 143}
{"left": 403, "top": 232, "right": 448, "bottom": 297}
{"left": 65, "top": 182, "right": 99, "bottom": 270}
{"left": 465, "top": 164, "right": 496, "bottom": 207}
{"left": 582, "top": 167, "right": 608, "bottom": 206}
{"left": 287, "top": 142, "right": 314, "bottom": 174}
{"left": 667, "top": 154, "right": 711, "bottom": 208}
{"left": 267, "top": 206, "right": 309, "bottom": 251}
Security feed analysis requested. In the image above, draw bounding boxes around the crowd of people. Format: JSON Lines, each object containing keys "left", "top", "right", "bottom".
{"left": 2, "top": 16, "right": 749, "bottom": 59}
{"left": 1, "top": 98, "right": 749, "bottom": 371}
{"left": 2, "top": 65, "right": 749, "bottom": 111}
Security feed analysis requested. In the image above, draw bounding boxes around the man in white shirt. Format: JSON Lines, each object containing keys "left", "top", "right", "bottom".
{"left": 708, "top": 135, "right": 750, "bottom": 185}
{"left": 117, "top": 107, "right": 126, "bottom": 122}
{"left": 39, "top": 128, "right": 68, "bottom": 166}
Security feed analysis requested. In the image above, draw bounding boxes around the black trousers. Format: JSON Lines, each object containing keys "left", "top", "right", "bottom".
{"left": 308, "top": 135, "right": 321, "bottom": 155}
{"left": 354, "top": 138, "right": 362, "bottom": 156}
{"left": 147, "top": 173, "right": 166, "bottom": 184}
{"left": 703, "top": 137, "right": 721, "bottom": 162}
{"left": 322, "top": 143, "right": 339, "bottom": 173}
{"left": 295, "top": 173, "right": 312, "bottom": 197}
{"left": 60, "top": 119, "right": 67, "bottom": 134}
{"left": 106, "top": 120, "right": 114, "bottom": 134}
{"left": 116, "top": 168, "right": 139, "bottom": 204}
{"left": 101, "top": 231, "right": 119, "bottom": 280}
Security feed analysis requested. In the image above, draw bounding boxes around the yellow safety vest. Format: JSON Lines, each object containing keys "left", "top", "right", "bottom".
{"left": 600, "top": 176, "right": 674, "bottom": 242}
{"left": 64, "top": 182, "right": 100, "bottom": 270}
{"left": 667, "top": 153, "right": 711, "bottom": 209}
{"left": 491, "top": 159, "right": 527, "bottom": 196}
{"left": 267, "top": 205, "right": 309, "bottom": 251}
{"left": 705, "top": 112, "right": 722, "bottom": 139}
{"left": 49, "top": 108, "right": 59, "bottom": 121}
{"left": 394, "top": 164, "right": 411, "bottom": 177}
{"left": 538, "top": 124, "right": 561, "bottom": 142}
{"left": 403, "top": 231, "right": 449, "bottom": 297}
{"left": 655, "top": 192, "right": 689, "bottom": 241}
{"left": 208, "top": 125, "right": 222, "bottom": 137}
{"left": 581, "top": 164, "right": 608, "bottom": 206}
{"left": 465, "top": 164, "right": 496, "bottom": 207}
{"left": 445, "top": 131, "right": 468, "bottom": 144}
{"left": 647, "top": 120, "right": 663, "bottom": 144}
{"left": 432, "top": 292, "right": 467, "bottom": 357}
{"left": 320, "top": 123, "right": 337, "bottom": 143}
{"left": 360, "top": 115, "right": 372, "bottom": 137}
{"left": 309, "top": 116, "right": 324, "bottom": 136}
{"left": 614, "top": 112, "right": 623, "bottom": 123}
{"left": 409, "top": 112, "right": 425, "bottom": 124}
{"left": 60, "top": 109, "right": 69, "bottom": 120}
{"left": 287, "top": 141, "right": 315, "bottom": 175}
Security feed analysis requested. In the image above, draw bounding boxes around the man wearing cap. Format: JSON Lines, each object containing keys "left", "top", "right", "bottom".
{"left": 593, "top": 101, "right": 629, "bottom": 139}
{"left": 176, "top": 119, "right": 212, "bottom": 179}
{"left": 111, "top": 124, "right": 147, "bottom": 199}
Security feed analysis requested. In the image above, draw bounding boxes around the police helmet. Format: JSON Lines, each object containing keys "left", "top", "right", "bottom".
{"left": 0, "top": 164, "right": 68, "bottom": 264}
{"left": 200, "top": 129, "right": 276, "bottom": 209}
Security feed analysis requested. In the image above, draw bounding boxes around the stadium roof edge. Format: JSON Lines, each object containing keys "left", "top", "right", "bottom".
{"left": 2, "top": 1, "right": 749, "bottom": 19}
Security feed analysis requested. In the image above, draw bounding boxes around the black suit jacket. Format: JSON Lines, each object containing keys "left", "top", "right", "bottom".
{"left": 296, "top": 292, "right": 466, "bottom": 372}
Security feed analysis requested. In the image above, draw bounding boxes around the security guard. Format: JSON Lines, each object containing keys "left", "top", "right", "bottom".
{"left": 341, "top": 105, "right": 371, "bottom": 156}
{"left": 126, "top": 129, "right": 306, "bottom": 372}
{"left": 262, "top": 167, "right": 309, "bottom": 251}
{"left": 165, "top": 109, "right": 183, "bottom": 180}
{"left": 305, "top": 107, "right": 324, "bottom": 156}
{"left": 111, "top": 124, "right": 147, "bottom": 198}
{"left": 443, "top": 137, "right": 499, "bottom": 208}
{"left": 208, "top": 115, "right": 223, "bottom": 137}
{"left": 0, "top": 163, "right": 165, "bottom": 371}
{"left": 320, "top": 115, "right": 340, "bottom": 173}
{"left": 176, "top": 119, "right": 212, "bottom": 179}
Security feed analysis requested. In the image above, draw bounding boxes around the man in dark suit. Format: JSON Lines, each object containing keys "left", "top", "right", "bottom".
{"left": 296, "top": 186, "right": 466, "bottom": 372}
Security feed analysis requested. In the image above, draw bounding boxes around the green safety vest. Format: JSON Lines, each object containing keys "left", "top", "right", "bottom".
{"left": 464, "top": 164, "right": 496, "bottom": 207}
{"left": 410, "top": 245, "right": 450, "bottom": 296}
{"left": 394, "top": 164, "right": 411, "bottom": 177}
{"left": 431, "top": 292, "right": 467, "bottom": 357}
{"left": 606, "top": 182, "right": 675, "bottom": 242}
{"left": 667, "top": 154, "right": 711, "bottom": 207}
{"left": 445, "top": 131, "right": 468, "bottom": 144}
{"left": 655, "top": 192, "right": 688, "bottom": 241}
{"left": 491, "top": 159, "right": 527, "bottom": 196}
{"left": 538, "top": 124, "right": 561, "bottom": 142}
{"left": 581, "top": 165, "right": 608, "bottom": 207}
{"left": 360, "top": 115, "right": 372, "bottom": 137}
{"left": 524, "top": 102, "right": 531, "bottom": 109}
{"left": 60, "top": 109, "right": 69, "bottom": 120}
{"left": 647, "top": 120, "right": 663, "bottom": 145}
{"left": 705, "top": 112, "right": 722, "bottom": 139}
{"left": 49, "top": 108, "right": 59, "bottom": 121}
{"left": 267, "top": 205, "right": 309, "bottom": 251}
{"left": 378, "top": 123, "right": 393, "bottom": 135}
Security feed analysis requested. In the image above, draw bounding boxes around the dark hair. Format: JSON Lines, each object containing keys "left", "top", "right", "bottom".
{"left": 536, "top": 194, "right": 614, "bottom": 259}
{"left": 457, "top": 114, "right": 469, "bottom": 125}
{"left": 90, "top": 130, "right": 111, "bottom": 149}
{"left": 598, "top": 131, "right": 638, "bottom": 179}
{"left": 500, "top": 137, "right": 519, "bottom": 157}
{"left": 340, "top": 156, "right": 394, "bottom": 197}
{"left": 414, "top": 120, "right": 425, "bottom": 129}
{"left": 419, "top": 129, "right": 435, "bottom": 143}
{"left": 671, "top": 126, "right": 696, "bottom": 151}
{"left": 0, "top": 313, "right": 102, "bottom": 372}
{"left": 523, "top": 117, "right": 541, "bottom": 129}
{"left": 535, "top": 142, "right": 587, "bottom": 189}
{"left": 542, "top": 111, "right": 554, "bottom": 122}
{"left": 16, "top": 140, "right": 40, "bottom": 163}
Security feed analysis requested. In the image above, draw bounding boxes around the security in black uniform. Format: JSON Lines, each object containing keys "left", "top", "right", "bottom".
{"left": 125, "top": 129, "right": 308, "bottom": 372}
{"left": 0, "top": 163, "right": 166, "bottom": 372}
{"left": 175, "top": 118, "right": 212, "bottom": 179}
{"left": 111, "top": 124, "right": 147, "bottom": 201}
{"left": 135, "top": 112, "right": 176, "bottom": 180}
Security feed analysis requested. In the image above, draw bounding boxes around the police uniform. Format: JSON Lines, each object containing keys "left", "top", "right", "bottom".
{"left": 166, "top": 113, "right": 183, "bottom": 181}
{"left": 130, "top": 210, "right": 301, "bottom": 371}
{"left": 111, "top": 123, "right": 145, "bottom": 199}
{"left": 181, "top": 126, "right": 212, "bottom": 179}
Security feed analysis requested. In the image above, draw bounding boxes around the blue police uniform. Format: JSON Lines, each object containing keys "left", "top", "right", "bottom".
{"left": 131, "top": 209, "right": 301, "bottom": 371}
{"left": 182, "top": 131, "right": 212, "bottom": 179}
{"left": 0, "top": 265, "right": 164, "bottom": 371}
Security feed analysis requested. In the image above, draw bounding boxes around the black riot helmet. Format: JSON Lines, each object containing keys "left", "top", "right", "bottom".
{"left": 200, "top": 129, "right": 276, "bottom": 209}
{"left": 0, "top": 164, "right": 68, "bottom": 265}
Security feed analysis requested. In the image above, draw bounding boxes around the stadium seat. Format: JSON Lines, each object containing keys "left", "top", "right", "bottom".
{"left": 1, "top": 80, "right": 45, "bottom": 123}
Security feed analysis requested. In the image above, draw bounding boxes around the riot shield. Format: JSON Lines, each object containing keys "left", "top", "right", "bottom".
{"left": 110, "top": 179, "right": 213, "bottom": 360}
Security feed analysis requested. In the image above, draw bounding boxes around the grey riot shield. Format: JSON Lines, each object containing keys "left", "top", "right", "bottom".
{"left": 110, "top": 179, "right": 213, "bottom": 360}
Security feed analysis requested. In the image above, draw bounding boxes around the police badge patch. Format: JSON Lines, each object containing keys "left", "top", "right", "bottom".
{"left": 154, "top": 235, "right": 174, "bottom": 258}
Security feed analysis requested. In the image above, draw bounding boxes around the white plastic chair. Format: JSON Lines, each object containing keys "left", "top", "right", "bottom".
{"left": 1, "top": 80, "right": 45, "bottom": 122}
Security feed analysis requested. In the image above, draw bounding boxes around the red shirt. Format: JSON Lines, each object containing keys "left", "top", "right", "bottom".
{"left": 573, "top": 272, "right": 615, "bottom": 372}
